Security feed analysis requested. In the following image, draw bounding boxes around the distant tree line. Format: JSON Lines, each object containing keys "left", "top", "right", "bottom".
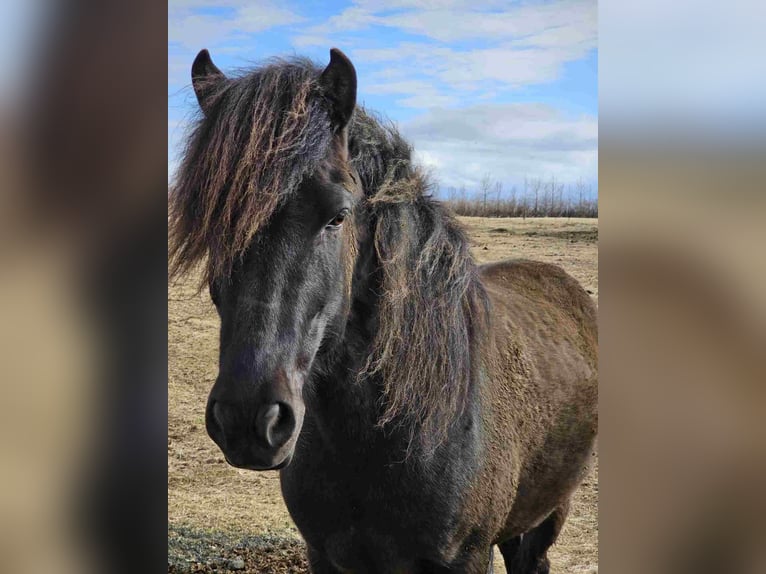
{"left": 443, "top": 176, "right": 598, "bottom": 218}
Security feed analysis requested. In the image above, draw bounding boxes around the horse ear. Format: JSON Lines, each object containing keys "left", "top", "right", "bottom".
{"left": 319, "top": 48, "right": 357, "bottom": 129}
{"left": 192, "top": 49, "right": 225, "bottom": 114}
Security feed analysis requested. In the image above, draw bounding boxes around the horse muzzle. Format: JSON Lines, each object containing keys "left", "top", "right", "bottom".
{"left": 205, "top": 389, "right": 304, "bottom": 471}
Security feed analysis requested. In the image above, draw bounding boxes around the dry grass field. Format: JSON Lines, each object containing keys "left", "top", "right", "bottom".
{"left": 168, "top": 216, "right": 598, "bottom": 573}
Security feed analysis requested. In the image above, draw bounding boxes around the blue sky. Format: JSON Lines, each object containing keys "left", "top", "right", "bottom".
{"left": 168, "top": 0, "right": 598, "bottom": 197}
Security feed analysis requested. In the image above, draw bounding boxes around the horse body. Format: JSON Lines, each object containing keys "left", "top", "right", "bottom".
{"left": 281, "top": 259, "right": 597, "bottom": 573}
{"left": 170, "top": 48, "right": 597, "bottom": 573}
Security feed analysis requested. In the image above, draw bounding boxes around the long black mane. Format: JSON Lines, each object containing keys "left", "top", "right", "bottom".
{"left": 346, "top": 112, "right": 489, "bottom": 448}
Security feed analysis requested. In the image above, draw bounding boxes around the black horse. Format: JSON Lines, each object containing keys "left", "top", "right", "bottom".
{"left": 170, "top": 48, "right": 598, "bottom": 573}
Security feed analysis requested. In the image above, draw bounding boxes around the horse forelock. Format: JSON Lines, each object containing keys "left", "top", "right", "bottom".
{"left": 169, "top": 57, "right": 334, "bottom": 285}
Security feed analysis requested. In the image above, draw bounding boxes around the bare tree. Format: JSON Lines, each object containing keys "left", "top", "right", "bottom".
{"left": 444, "top": 175, "right": 597, "bottom": 218}
{"left": 531, "top": 178, "right": 543, "bottom": 216}
{"left": 575, "top": 178, "right": 583, "bottom": 214}
{"left": 479, "top": 174, "right": 492, "bottom": 215}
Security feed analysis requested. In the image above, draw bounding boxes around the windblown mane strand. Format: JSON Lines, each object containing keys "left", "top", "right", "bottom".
{"left": 349, "top": 114, "right": 490, "bottom": 451}
{"left": 169, "top": 58, "right": 333, "bottom": 284}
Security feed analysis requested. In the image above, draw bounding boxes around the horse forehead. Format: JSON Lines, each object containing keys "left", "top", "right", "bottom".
{"left": 309, "top": 159, "right": 360, "bottom": 199}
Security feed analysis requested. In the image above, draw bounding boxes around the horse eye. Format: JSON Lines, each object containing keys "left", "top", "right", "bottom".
{"left": 326, "top": 209, "right": 349, "bottom": 229}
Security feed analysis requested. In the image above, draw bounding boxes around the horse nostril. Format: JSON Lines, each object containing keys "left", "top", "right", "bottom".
{"left": 205, "top": 398, "right": 227, "bottom": 449}
{"left": 212, "top": 401, "right": 224, "bottom": 429}
{"left": 256, "top": 402, "right": 295, "bottom": 449}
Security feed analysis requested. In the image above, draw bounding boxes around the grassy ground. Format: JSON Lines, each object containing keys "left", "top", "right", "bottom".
{"left": 168, "top": 216, "right": 598, "bottom": 573}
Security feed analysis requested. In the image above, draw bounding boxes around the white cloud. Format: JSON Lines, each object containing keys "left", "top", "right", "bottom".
{"left": 375, "top": 1, "right": 595, "bottom": 45}
{"left": 355, "top": 42, "right": 587, "bottom": 94}
{"left": 397, "top": 93, "right": 459, "bottom": 108}
{"left": 168, "top": 1, "right": 304, "bottom": 50}
{"left": 403, "top": 104, "right": 597, "bottom": 189}
{"left": 365, "top": 80, "right": 458, "bottom": 108}
{"left": 292, "top": 34, "right": 331, "bottom": 48}
{"left": 176, "top": 1, "right": 597, "bottom": 107}
{"left": 298, "top": 0, "right": 596, "bottom": 102}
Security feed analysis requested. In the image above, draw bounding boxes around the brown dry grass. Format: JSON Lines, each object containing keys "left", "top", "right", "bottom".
{"left": 168, "top": 216, "right": 598, "bottom": 572}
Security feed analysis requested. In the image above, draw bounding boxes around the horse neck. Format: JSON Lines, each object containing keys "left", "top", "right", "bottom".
{"left": 307, "top": 230, "right": 405, "bottom": 450}
{"left": 307, "top": 208, "right": 486, "bottom": 469}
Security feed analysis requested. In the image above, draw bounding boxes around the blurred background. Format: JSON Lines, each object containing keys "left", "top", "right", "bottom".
{"left": 0, "top": 1, "right": 166, "bottom": 573}
{"left": 600, "top": 1, "right": 766, "bottom": 572}
{"left": 0, "top": 0, "right": 764, "bottom": 573}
